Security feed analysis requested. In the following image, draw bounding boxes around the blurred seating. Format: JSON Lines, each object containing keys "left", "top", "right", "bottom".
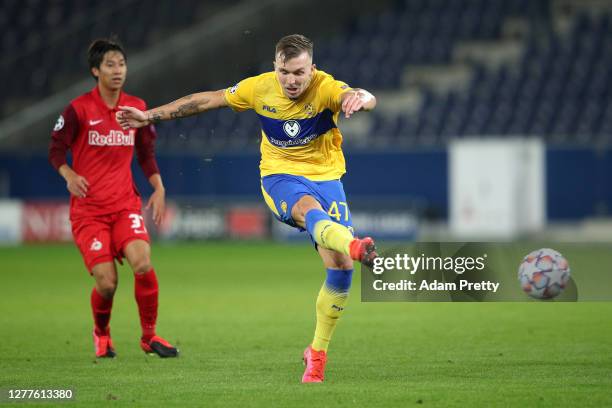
{"left": 170, "top": 0, "right": 612, "bottom": 150}
{"left": 8, "top": 0, "right": 608, "bottom": 150}
{"left": 0, "top": 0, "right": 235, "bottom": 117}
{"left": 367, "top": 6, "right": 611, "bottom": 145}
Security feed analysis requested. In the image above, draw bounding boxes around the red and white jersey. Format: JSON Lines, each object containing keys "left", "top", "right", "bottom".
{"left": 49, "top": 86, "right": 159, "bottom": 219}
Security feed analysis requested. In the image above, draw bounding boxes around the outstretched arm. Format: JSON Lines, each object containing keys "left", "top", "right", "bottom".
{"left": 116, "top": 89, "right": 228, "bottom": 129}
{"left": 341, "top": 88, "right": 376, "bottom": 119}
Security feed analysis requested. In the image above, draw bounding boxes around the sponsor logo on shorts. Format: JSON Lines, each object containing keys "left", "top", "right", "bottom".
{"left": 90, "top": 238, "right": 102, "bottom": 251}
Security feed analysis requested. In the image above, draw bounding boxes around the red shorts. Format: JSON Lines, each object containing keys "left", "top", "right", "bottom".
{"left": 71, "top": 209, "right": 150, "bottom": 273}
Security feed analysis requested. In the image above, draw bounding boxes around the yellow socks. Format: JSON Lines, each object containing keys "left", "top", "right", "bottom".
{"left": 312, "top": 268, "right": 353, "bottom": 352}
{"left": 304, "top": 210, "right": 355, "bottom": 351}
{"left": 305, "top": 209, "right": 353, "bottom": 254}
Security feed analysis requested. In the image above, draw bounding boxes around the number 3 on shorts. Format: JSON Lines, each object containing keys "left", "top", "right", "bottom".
{"left": 129, "top": 213, "right": 147, "bottom": 234}
{"left": 327, "top": 201, "right": 349, "bottom": 222}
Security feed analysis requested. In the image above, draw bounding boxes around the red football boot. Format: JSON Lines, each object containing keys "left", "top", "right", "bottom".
{"left": 349, "top": 236, "right": 378, "bottom": 267}
{"left": 93, "top": 329, "right": 116, "bottom": 358}
{"left": 302, "top": 345, "right": 327, "bottom": 383}
{"left": 140, "top": 335, "right": 179, "bottom": 358}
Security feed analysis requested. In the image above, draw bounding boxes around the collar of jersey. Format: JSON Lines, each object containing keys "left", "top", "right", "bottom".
{"left": 91, "top": 85, "right": 126, "bottom": 112}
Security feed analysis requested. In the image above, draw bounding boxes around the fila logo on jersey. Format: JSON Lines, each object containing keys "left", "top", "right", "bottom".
{"left": 283, "top": 120, "right": 301, "bottom": 138}
{"left": 88, "top": 129, "right": 135, "bottom": 146}
{"left": 90, "top": 238, "right": 102, "bottom": 251}
{"left": 263, "top": 105, "right": 277, "bottom": 113}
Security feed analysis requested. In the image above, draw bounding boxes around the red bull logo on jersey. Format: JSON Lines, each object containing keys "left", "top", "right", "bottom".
{"left": 88, "top": 129, "right": 135, "bottom": 146}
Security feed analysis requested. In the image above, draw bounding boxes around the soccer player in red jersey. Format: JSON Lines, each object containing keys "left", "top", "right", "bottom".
{"left": 48, "top": 39, "right": 178, "bottom": 358}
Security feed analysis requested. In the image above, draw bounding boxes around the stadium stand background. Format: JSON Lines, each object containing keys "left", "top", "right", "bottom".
{"left": 152, "top": 0, "right": 612, "bottom": 150}
{"left": 0, "top": 0, "right": 392, "bottom": 147}
{"left": 1, "top": 0, "right": 612, "bottom": 242}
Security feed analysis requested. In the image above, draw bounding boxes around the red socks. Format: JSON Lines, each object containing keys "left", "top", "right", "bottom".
{"left": 91, "top": 270, "right": 159, "bottom": 341}
{"left": 134, "top": 269, "right": 159, "bottom": 342}
{"left": 91, "top": 288, "right": 113, "bottom": 336}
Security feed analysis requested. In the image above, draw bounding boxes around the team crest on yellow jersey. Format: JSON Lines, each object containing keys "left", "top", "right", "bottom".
{"left": 304, "top": 103, "right": 314, "bottom": 117}
{"left": 283, "top": 120, "right": 301, "bottom": 138}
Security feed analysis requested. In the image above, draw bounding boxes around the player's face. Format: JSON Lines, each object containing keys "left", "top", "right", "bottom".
{"left": 274, "top": 51, "right": 314, "bottom": 100}
{"left": 92, "top": 51, "right": 127, "bottom": 91}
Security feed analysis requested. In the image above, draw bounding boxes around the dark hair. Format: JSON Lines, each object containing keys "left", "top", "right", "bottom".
{"left": 87, "top": 38, "right": 126, "bottom": 80}
{"left": 275, "top": 34, "right": 313, "bottom": 62}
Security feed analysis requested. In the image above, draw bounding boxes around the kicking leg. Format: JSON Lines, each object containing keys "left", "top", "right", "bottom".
{"left": 292, "top": 195, "right": 378, "bottom": 267}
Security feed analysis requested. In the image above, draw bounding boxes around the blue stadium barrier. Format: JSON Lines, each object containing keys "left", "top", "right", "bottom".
{"left": 1, "top": 147, "right": 611, "bottom": 221}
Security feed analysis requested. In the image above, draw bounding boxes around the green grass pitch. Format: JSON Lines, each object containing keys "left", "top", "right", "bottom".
{"left": 0, "top": 242, "right": 611, "bottom": 407}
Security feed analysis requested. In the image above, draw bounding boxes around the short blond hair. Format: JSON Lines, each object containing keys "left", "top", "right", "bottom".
{"left": 275, "top": 34, "right": 313, "bottom": 62}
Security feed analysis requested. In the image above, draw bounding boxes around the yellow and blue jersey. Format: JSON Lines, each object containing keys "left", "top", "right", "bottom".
{"left": 224, "top": 70, "right": 351, "bottom": 181}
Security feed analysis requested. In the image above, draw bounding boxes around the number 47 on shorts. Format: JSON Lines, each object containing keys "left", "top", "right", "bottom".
{"left": 327, "top": 201, "right": 349, "bottom": 222}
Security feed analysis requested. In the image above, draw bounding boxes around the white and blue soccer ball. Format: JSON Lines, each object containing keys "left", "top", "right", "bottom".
{"left": 518, "top": 248, "right": 571, "bottom": 299}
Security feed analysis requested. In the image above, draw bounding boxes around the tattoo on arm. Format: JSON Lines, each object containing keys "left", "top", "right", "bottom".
{"left": 169, "top": 101, "right": 201, "bottom": 119}
{"left": 149, "top": 112, "right": 163, "bottom": 124}
{"left": 169, "top": 95, "right": 211, "bottom": 119}
{"left": 148, "top": 94, "right": 211, "bottom": 123}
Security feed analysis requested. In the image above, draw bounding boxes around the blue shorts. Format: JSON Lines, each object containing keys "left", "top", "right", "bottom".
{"left": 261, "top": 174, "right": 353, "bottom": 234}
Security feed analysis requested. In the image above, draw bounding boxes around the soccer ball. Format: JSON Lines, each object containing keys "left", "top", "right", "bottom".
{"left": 518, "top": 248, "right": 571, "bottom": 299}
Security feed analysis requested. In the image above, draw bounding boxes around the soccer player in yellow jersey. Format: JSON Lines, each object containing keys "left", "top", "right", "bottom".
{"left": 117, "top": 34, "right": 378, "bottom": 383}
